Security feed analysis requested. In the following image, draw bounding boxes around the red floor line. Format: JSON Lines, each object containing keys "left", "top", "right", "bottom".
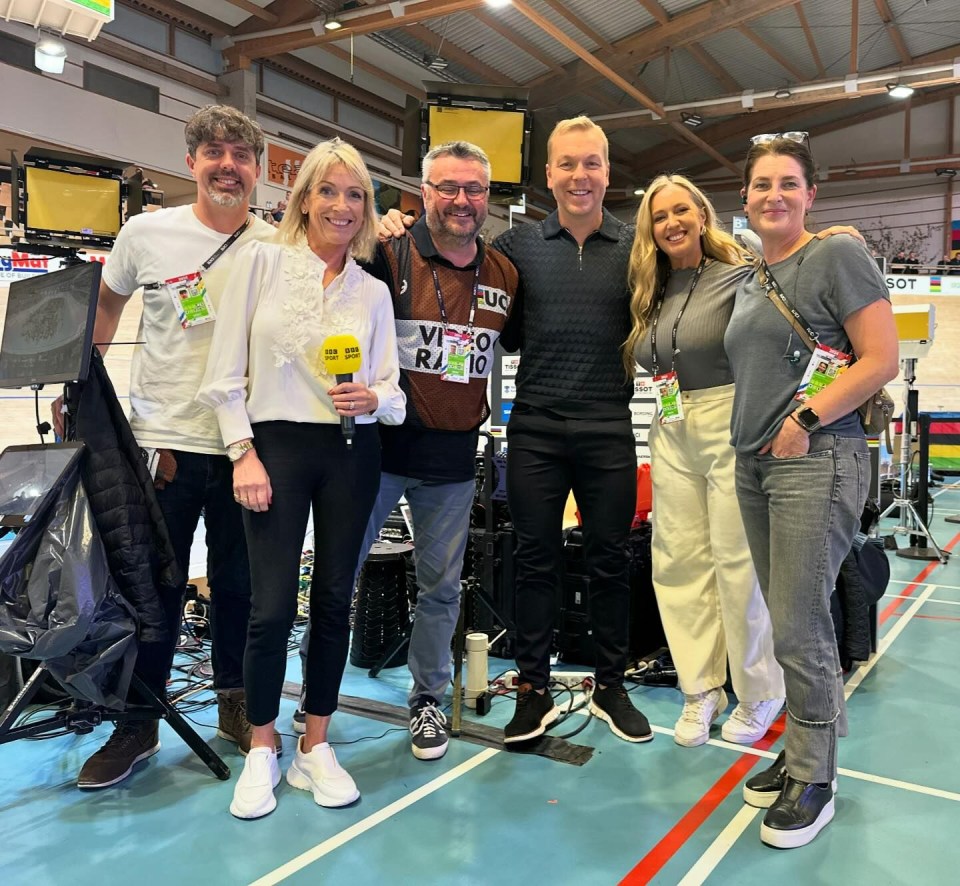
{"left": 618, "top": 720, "right": 784, "bottom": 885}
{"left": 619, "top": 530, "right": 960, "bottom": 885}
{"left": 907, "top": 614, "right": 960, "bottom": 622}
{"left": 878, "top": 532, "right": 960, "bottom": 625}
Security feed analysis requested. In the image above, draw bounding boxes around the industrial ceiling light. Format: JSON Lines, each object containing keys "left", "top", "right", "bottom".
{"left": 486, "top": 0, "right": 512, "bottom": 7}
{"left": 681, "top": 111, "right": 703, "bottom": 128}
{"left": 935, "top": 167, "right": 957, "bottom": 177}
{"left": 35, "top": 30, "right": 67, "bottom": 74}
{"left": 633, "top": 187, "right": 645, "bottom": 196}
{"left": 887, "top": 82, "right": 914, "bottom": 98}
{"left": 428, "top": 55, "right": 448, "bottom": 70}
{"left": 325, "top": 12, "right": 343, "bottom": 30}
{"left": 774, "top": 88, "right": 792, "bottom": 99}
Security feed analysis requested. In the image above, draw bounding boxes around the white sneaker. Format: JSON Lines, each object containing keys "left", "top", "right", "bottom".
{"left": 721, "top": 697, "right": 785, "bottom": 744}
{"left": 230, "top": 746, "right": 280, "bottom": 820}
{"left": 674, "top": 687, "right": 728, "bottom": 747}
{"left": 286, "top": 737, "right": 360, "bottom": 808}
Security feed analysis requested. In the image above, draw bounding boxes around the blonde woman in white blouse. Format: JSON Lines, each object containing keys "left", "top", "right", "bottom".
{"left": 200, "top": 138, "right": 405, "bottom": 820}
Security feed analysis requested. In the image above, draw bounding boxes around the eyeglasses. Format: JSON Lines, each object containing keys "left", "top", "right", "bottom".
{"left": 749, "top": 131, "right": 810, "bottom": 147}
{"left": 425, "top": 181, "right": 489, "bottom": 200}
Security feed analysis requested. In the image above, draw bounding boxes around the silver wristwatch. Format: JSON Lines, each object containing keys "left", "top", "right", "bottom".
{"left": 227, "top": 440, "right": 254, "bottom": 461}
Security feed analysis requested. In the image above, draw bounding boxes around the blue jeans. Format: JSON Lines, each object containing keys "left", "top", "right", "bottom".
{"left": 301, "top": 473, "right": 475, "bottom": 707}
{"left": 735, "top": 433, "right": 870, "bottom": 784}
{"left": 506, "top": 407, "right": 636, "bottom": 689}
{"left": 138, "top": 449, "right": 250, "bottom": 691}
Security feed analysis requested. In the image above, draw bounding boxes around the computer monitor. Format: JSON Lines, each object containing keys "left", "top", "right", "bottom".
{"left": 0, "top": 442, "right": 85, "bottom": 528}
{"left": 0, "top": 261, "right": 101, "bottom": 389}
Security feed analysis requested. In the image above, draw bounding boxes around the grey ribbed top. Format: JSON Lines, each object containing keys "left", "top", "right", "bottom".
{"left": 634, "top": 259, "right": 750, "bottom": 391}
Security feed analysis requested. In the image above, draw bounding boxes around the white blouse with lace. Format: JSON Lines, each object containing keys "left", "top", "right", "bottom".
{"left": 198, "top": 239, "right": 406, "bottom": 446}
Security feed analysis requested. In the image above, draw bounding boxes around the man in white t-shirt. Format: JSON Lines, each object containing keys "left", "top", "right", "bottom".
{"left": 73, "top": 105, "right": 279, "bottom": 790}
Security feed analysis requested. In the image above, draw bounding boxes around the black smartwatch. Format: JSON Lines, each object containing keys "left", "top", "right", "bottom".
{"left": 792, "top": 406, "right": 822, "bottom": 433}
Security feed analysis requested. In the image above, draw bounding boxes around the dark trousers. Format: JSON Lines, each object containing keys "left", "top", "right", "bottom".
{"left": 243, "top": 421, "right": 380, "bottom": 725}
{"left": 134, "top": 450, "right": 251, "bottom": 696}
{"left": 506, "top": 406, "right": 636, "bottom": 688}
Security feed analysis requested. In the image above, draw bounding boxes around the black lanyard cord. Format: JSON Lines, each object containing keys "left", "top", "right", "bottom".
{"left": 429, "top": 260, "right": 480, "bottom": 339}
{"left": 650, "top": 256, "right": 707, "bottom": 376}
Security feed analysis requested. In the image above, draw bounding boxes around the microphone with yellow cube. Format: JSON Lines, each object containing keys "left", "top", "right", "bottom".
{"left": 321, "top": 333, "right": 363, "bottom": 448}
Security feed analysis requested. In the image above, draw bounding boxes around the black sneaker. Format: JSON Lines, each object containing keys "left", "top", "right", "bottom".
{"left": 410, "top": 697, "right": 448, "bottom": 760}
{"left": 589, "top": 684, "right": 653, "bottom": 743}
{"left": 760, "top": 776, "right": 835, "bottom": 849}
{"left": 744, "top": 751, "right": 838, "bottom": 808}
{"left": 77, "top": 721, "right": 161, "bottom": 789}
{"left": 743, "top": 750, "right": 787, "bottom": 808}
{"left": 503, "top": 683, "right": 560, "bottom": 744}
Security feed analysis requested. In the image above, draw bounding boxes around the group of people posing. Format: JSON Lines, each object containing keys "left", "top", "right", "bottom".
{"left": 73, "top": 103, "right": 897, "bottom": 851}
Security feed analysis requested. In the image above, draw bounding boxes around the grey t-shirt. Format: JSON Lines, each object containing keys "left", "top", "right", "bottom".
{"left": 635, "top": 260, "right": 750, "bottom": 391}
{"left": 725, "top": 236, "right": 889, "bottom": 454}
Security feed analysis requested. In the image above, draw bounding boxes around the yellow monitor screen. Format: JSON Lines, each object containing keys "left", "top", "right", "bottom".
{"left": 428, "top": 106, "right": 525, "bottom": 185}
{"left": 25, "top": 166, "right": 122, "bottom": 239}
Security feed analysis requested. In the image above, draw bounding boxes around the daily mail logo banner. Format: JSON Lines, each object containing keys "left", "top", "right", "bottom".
{"left": 0, "top": 249, "right": 107, "bottom": 282}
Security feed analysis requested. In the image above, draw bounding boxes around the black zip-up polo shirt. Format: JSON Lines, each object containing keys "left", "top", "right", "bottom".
{"left": 493, "top": 208, "right": 634, "bottom": 420}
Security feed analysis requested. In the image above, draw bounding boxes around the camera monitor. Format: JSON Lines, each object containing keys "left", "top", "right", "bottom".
{"left": 0, "top": 442, "right": 84, "bottom": 528}
{"left": 0, "top": 261, "right": 101, "bottom": 389}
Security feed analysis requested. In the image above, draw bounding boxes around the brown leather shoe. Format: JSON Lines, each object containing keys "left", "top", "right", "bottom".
{"left": 77, "top": 720, "right": 161, "bottom": 789}
{"left": 216, "top": 688, "right": 282, "bottom": 756}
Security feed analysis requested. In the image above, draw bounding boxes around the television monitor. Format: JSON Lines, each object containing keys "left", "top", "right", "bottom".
{"left": 0, "top": 442, "right": 85, "bottom": 528}
{"left": 427, "top": 105, "right": 527, "bottom": 188}
{"left": 24, "top": 166, "right": 122, "bottom": 242}
{"left": 0, "top": 261, "right": 101, "bottom": 389}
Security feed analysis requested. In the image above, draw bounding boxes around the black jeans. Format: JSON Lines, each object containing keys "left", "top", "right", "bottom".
{"left": 507, "top": 407, "right": 636, "bottom": 688}
{"left": 243, "top": 421, "right": 380, "bottom": 725}
{"left": 134, "top": 450, "right": 250, "bottom": 696}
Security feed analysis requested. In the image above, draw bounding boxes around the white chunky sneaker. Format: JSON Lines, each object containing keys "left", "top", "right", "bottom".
{"left": 229, "top": 746, "right": 280, "bottom": 820}
{"left": 286, "top": 737, "right": 360, "bottom": 808}
{"left": 721, "top": 697, "right": 785, "bottom": 744}
{"left": 674, "top": 687, "right": 728, "bottom": 747}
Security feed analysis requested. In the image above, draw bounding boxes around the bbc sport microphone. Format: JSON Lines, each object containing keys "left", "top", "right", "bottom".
{"left": 321, "top": 333, "right": 363, "bottom": 447}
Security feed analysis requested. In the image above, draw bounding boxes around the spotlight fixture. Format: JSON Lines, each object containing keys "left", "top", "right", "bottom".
{"left": 935, "top": 167, "right": 958, "bottom": 177}
{"left": 428, "top": 55, "right": 448, "bottom": 70}
{"left": 887, "top": 82, "right": 915, "bottom": 99}
{"left": 486, "top": 0, "right": 512, "bottom": 8}
{"left": 633, "top": 187, "right": 645, "bottom": 196}
{"left": 774, "top": 88, "right": 792, "bottom": 99}
{"left": 35, "top": 30, "right": 67, "bottom": 74}
{"left": 324, "top": 13, "right": 343, "bottom": 30}
{"left": 681, "top": 111, "right": 703, "bottom": 128}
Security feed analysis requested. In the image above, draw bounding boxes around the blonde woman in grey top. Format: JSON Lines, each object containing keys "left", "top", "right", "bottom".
{"left": 627, "top": 173, "right": 786, "bottom": 750}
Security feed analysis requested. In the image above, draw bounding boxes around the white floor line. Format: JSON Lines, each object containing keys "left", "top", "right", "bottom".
{"left": 886, "top": 578, "right": 960, "bottom": 592}
{"left": 248, "top": 747, "right": 500, "bottom": 886}
{"left": 676, "top": 807, "right": 760, "bottom": 886}
{"left": 674, "top": 579, "right": 938, "bottom": 884}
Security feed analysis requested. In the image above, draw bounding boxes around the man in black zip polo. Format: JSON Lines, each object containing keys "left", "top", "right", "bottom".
{"left": 493, "top": 116, "right": 651, "bottom": 744}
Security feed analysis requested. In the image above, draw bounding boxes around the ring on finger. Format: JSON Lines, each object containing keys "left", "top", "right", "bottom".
{"left": 349, "top": 400, "right": 355, "bottom": 410}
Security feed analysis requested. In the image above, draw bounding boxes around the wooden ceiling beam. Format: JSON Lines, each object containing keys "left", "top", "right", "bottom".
{"left": 527, "top": 0, "right": 798, "bottom": 103}
{"left": 233, "top": 0, "right": 316, "bottom": 36}
{"left": 314, "top": 44, "right": 426, "bottom": 103}
{"left": 472, "top": 8, "right": 566, "bottom": 77}
{"left": 686, "top": 43, "right": 741, "bottom": 94}
{"left": 633, "top": 0, "right": 669, "bottom": 26}
{"left": 404, "top": 22, "right": 516, "bottom": 85}
{"left": 850, "top": 0, "right": 859, "bottom": 74}
{"left": 511, "top": 0, "right": 740, "bottom": 175}
{"left": 794, "top": 2, "right": 825, "bottom": 78}
{"left": 222, "top": 0, "right": 278, "bottom": 25}
{"left": 873, "top": 0, "right": 912, "bottom": 66}
{"left": 738, "top": 23, "right": 807, "bottom": 82}
{"left": 230, "top": 0, "right": 488, "bottom": 59}
{"left": 540, "top": 0, "right": 615, "bottom": 55}
{"left": 123, "top": 0, "right": 230, "bottom": 37}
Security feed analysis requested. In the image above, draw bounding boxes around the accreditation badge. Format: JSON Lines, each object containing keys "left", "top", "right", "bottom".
{"left": 440, "top": 328, "right": 472, "bottom": 384}
{"left": 165, "top": 271, "right": 216, "bottom": 329}
{"left": 795, "top": 343, "right": 851, "bottom": 401}
{"left": 653, "top": 370, "right": 684, "bottom": 424}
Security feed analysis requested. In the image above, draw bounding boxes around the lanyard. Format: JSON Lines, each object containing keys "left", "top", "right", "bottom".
{"left": 757, "top": 260, "right": 820, "bottom": 346}
{"left": 144, "top": 217, "right": 250, "bottom": 290}
{"left": 650, "top": 257, "right": 706, "bottom": 375}
{"left": 429, "top": 260, "right": 480, "bottom": 339}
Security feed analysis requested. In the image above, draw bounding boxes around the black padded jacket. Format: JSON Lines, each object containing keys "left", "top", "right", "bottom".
{"left": 72, "top": 349, "right": 181, "bottom": 644}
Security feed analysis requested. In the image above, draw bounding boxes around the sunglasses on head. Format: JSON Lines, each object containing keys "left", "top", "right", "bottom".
{"left": 749, "top": 131, "right": 810, "bottom": 147}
